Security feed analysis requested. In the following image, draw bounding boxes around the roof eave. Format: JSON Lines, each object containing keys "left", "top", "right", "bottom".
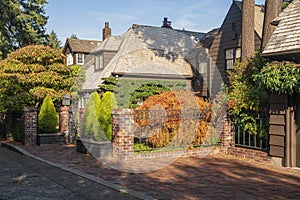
{"left": 262, "top": 48, "right": 300, "bottom": 57}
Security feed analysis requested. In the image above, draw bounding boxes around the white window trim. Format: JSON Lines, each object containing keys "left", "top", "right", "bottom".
{"left": 66, "top": 53, "right": 73, "bottom": 66}
{"left": 76, "top": 53, "right": 84, "bottom": 65}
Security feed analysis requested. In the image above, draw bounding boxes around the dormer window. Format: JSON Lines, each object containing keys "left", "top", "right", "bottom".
{"left": 95, "top": 54, "right": 104, "bottom": 70}
{"left": 66, "top": 53, "right": 73, "bottom": 66}
{"left": 76, "top": 53, "right": 84, "bottom": 65}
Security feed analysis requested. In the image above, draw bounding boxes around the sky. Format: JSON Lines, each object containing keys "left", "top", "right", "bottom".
{"left": 45, "top": 0, "right": 266, "bottom": 43}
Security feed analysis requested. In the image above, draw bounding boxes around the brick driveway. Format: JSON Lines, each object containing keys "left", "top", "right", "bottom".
{"left": 20, "top": 144, "right": 300, "bottom": 200}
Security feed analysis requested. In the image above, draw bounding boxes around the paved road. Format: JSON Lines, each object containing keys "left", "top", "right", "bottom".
{"left": 0, "top": 147, "right": 139, "bottom": 200}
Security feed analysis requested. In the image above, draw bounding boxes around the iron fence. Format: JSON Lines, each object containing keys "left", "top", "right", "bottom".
{"left": 234, "top": 115, "right": 269, "bottom": 151}
{"left": 134, "top": 108, "right": 215, "bottom": 152}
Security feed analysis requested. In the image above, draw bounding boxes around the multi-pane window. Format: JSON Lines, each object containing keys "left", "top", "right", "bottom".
{"left": 95, "top": 54, "right": 104, "bottom": 70}
{"left": 66, "top": 53, "right": 73, "bottom": 66}
{"left": 225, "top": 47, "right": 241, "bottom": 70}
{"left": 76, "top": 53, "right": 84, "bottom": 65}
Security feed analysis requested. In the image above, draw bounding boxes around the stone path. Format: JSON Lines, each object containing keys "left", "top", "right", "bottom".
{"left": 10, "top": 143, "right": 300, "bottom": 199}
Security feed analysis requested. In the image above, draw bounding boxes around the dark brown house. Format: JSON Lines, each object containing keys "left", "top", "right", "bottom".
{"left": 262, "top": 0, "right": 300, "bottom": 167}
{"left": 62, "top": 38, "right": 101, "bottom": 66}
{"left": 207, "top": 1, "right": 264, "bottom": 97}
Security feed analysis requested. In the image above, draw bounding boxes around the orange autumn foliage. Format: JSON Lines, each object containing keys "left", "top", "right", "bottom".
{"left": 135, "top": 90, "right": 211, "bottom": 148}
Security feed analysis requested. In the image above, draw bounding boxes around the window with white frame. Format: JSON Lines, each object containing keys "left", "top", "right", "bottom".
{"left": 76, "top": 53, "right": 84, "bottom": 65}
{"left": 225, "top": 47, "right": 241, "bottom": 70}
{"left": 66, "top": 53, "right": 73, "bottom": 66}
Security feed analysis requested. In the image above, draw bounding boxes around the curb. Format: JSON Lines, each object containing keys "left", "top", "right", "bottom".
{"left": 1, "top": 142, "right": 157, "bottom": 200}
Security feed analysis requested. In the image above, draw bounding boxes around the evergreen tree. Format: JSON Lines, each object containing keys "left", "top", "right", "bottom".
{"left": 70, "top": 34, "right": 78, "bottom": 39}
{"left": 99, "top": 92, "right": 117, "bottom": 141}
{"left": 81, "top": 92, "right": 105, "bottom": 141}
{"left": 47, "top": 30, "right": 62, "bottom": 49}
{"left": 38, "top": 96, "right": 58, "bottom": 133}
{"left": 0, "top": 0, "right": 48, "bottom": 59}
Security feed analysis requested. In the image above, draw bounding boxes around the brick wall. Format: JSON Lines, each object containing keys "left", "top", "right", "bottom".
{"left": 112, "top": 109, "right": 135, "bottom": 159}
{"left": 23, "top": 107, "right": 38, "bottom": 146}
{"left": 111, "top": 108, "right": 273, "bottom": 163}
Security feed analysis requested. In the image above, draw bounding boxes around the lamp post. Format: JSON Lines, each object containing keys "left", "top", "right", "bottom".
{"left": 62, "top": 94, "right": 71, "bottom": 106}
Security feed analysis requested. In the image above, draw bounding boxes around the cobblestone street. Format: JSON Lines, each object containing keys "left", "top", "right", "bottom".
{"left": 0, "top": 146, "right": 140, "bottom": 200}
{"left": 12, "top": 143, "right": 300, "bottom": 200}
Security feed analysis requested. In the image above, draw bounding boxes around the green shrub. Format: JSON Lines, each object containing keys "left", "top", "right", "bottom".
{"left": 99, "top": 92, "right": 117, "bottom": 141}
{"left": 81, "top": 92, "right": 105, "bottom": 141}
{"left": 38, "top": 96, "right": 58, "bottom": 133}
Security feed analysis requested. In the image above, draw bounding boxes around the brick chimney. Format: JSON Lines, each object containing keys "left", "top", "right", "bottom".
{"left": 102, "top": 22, "right": 111, "bottom": 41}
{"left": 161, "top": 17, "right": 172, "bottom": 29}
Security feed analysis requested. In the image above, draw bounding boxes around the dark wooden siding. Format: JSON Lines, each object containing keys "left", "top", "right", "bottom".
{"left": 269, "top": 94, "right": 287, "bottom": 158}
{"left": 208, "top": 3, "right": 262, "bottom": 97}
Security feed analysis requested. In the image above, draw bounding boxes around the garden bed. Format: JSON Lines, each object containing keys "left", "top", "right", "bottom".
{"left": 37, "top": 133, "right": 66, "bottom": 146}
{"left": 76, "top": 138, "right": 112, "bottom": 158}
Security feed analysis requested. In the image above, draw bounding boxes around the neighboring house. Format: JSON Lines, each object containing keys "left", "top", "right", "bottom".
{"left": 207, "top": 0, "right": 264, "bottom": 96}
{"left": 262, "top": 0, "right": 300, "bottom": 167}
{"left": 83, "top": 18, "right": 206, "bottom": 97}
{"left": 62, "top": 38, "right": 101, "bottom": 66}
{"left": 82, "top": 35, "right": 123, "bottom": 92}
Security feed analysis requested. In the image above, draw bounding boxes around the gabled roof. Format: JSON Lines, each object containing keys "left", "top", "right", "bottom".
{"left": 89, "top": 24, "right": 204, "bottom": 85}
{"left": 63, "top": 38, "right": 101, "bottom": 54}
{"left": 263, "top": 0, "right": 300, "bottom": 56}
{"left": 234, "top": 1, "right": 265, "bottom": 38}
{"left": 199, "top": 28, "right": 219, "bottom": 49}
{"left": 92, "top": 36, "right": 123, "bottom": 53}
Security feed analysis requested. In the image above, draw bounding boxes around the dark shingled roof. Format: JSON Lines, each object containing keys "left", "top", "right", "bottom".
{"left": 63, "top": 38, "right": 101, "bottom": 54}
{"left": 263, "top": 0, "right": 300, "bottom": 56}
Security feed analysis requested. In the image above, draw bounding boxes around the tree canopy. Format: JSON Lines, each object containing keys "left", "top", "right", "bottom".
{"left": 0, "top": 0, "right": 48, "bottom": 59}
{"left": 0, "top": 45, "right": 81, "bottom": 112}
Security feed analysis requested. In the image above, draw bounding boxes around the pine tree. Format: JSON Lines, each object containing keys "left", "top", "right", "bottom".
{"left": 0, "top": 0, "right": 48, "bottom": 59}
{"left": 47, "top": 30, "right": 62, "bottom": 49}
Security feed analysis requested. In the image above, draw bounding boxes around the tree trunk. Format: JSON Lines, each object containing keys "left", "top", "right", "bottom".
{"left": 241, "top": 0, "right": 255, "bottom": 61}
{"left": 261, "top": 0, "right": 282, "bottom": 50}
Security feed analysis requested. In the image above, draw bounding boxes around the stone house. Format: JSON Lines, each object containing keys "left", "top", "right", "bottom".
{"left": 82, "top": 18, "right": 207, "bottom": 99}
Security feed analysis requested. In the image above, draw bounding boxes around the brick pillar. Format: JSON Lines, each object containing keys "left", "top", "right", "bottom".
{"left": 59, "top": 106, "right": 69, "bottom": 133}
{"left": 112, "top": 109, "right": 134, "bottom": 159}
{"left": 219, "top": 118, "right": 234, "bottom": 153}
{"left": 60, "top": 106, "right": 69, "bottom": 143}
{"left": 23, "top": 107, "right": 38, "bottom": 146}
